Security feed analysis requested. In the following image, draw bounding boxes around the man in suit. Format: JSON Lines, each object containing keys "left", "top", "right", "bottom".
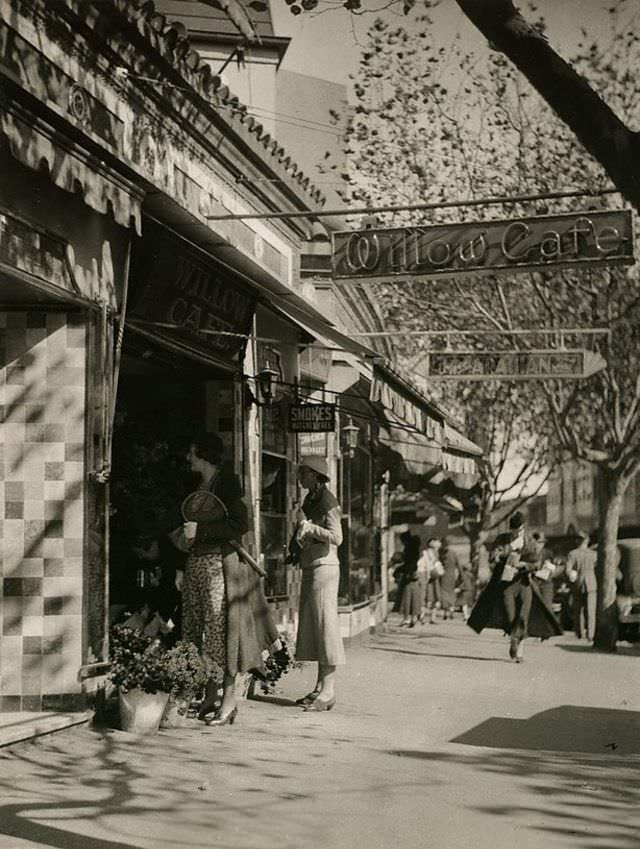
{"left": 567, "top": 530, "right": 597, "bottom": 641}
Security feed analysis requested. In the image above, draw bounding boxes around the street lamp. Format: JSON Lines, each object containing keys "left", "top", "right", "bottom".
{"left": 255, "top": 361, "right": 280, "bottom": 407}
{"left": 342, "top": 416, "right": 359, "bottom": 458}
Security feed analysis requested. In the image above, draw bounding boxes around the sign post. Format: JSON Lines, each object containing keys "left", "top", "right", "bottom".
{"left": 425, "top": 349, "right": 607, "bottom": 380}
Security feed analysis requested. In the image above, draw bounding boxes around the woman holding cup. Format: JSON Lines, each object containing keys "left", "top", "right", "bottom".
{"left": 174, "top": 432, "right": 278, "bottom": 726}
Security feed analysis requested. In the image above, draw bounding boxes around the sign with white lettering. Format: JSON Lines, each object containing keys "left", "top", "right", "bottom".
{"left": 426, "top": 350, "right": 607, "bottom": 380}
{"left": 288, "top": 403, "right": 336, "bottom": 433}
{"left": 129, "top": 222, "right": 255, "bottom": 361}
{"left": 332, "top": 210, "right": 634, "bottom": 281}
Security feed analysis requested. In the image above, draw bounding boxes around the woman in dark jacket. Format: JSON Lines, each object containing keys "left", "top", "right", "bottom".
{"left": 396, "top": 531, "right": 422, "bottom": 627}
{"left": 174, "top": 433, "right": 278, "bottom": 726}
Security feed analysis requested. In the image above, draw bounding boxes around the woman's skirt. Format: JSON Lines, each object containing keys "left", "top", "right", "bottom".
{"left": 182, "top": 552, "right": 226, "bottom": 682}
{"left": 296, "top": 563, "right": 345, "bottom": 666}
{"left": 399, "top": 579, "right": 422, "bottom": 617}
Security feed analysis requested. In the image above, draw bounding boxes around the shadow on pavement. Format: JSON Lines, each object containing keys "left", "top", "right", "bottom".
{"left": 450, "top": 705, "right": 640, "bottom": 755}
{"left": 370, "top": 645, "right": 510, "bottom": 663}
{"left": 386, "top": 729, "right": 640, "bottom": 849}
{"left": 247, "top": 693, "right": 299, "bottom": 707}
{"left": 556, "top": 643, "right": 640, "bottom": 656}
{"left": 0, "top": 725, "right": 289, "bottom": 849}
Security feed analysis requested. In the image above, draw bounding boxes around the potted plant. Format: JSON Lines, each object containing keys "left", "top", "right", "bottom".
{"left": 159, "top": 641, "right": 210, "bottom": 728}
{"left": 108, "top": 625, "right": 208, "bottom": 734}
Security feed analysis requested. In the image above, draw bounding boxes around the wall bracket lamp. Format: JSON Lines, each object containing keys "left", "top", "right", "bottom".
{"left": 342, "top": 416, "right": 359, "bottom": 458}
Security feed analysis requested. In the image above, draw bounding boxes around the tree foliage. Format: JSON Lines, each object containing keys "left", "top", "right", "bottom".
{"left": 329, "top": 5, "right": 640, "bottom": 646}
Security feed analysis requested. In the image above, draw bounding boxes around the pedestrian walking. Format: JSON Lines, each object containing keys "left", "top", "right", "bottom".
{"left": 174, "top": 433, "right": 279, "bottom": 727}
{"left": 531, "top": 531, "right": 556, "bottom": 610}
{"left": 439, "top": 538, "right": 459, "bottom": 621}
{"left": 473, "top": 530, "right": 491, "bottom": 593}
{"left": 467, "top": 512, "right": 562, "bottom": 662}
{"left": 293, "top": 456, "right": 345, "bottom": 713}
{"left": 421, "top": 538, "right": 444, "bottom": 624}
{"left": 457, "top": 561, "right": 476, "bottom": 623}
{"left": 396, "top": 531, "right": 422, "bottom": 627}
{"left": 566, "top": 530, "right": 597, "bottom": 641}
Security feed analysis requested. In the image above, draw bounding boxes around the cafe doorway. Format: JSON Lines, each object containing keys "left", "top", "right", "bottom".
{"left": 109, "top": 337, "right": 237, "bottom": 630}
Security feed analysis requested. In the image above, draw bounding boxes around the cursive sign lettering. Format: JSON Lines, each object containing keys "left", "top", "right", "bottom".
{"left": 333, "top": 210, "right": 634, "bottom": 281}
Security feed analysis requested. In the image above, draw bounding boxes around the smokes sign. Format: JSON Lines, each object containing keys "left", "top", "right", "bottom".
{"left": 288, "top": 403, "right": 336, "bottom": 433}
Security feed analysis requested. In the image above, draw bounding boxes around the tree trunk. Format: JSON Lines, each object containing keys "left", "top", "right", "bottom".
{"left": 594, "top": 468, "right": 625, "bottom": 651}
{"left": 455, "top": 0, "right": 640, "bottom": 212}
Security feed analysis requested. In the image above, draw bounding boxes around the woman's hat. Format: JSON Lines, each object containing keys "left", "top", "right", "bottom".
{"left": 298, "top": 455, "right": 330, "bottom": 480}
{"left": 509, "top": 511, "right": 525, "bottom": 531}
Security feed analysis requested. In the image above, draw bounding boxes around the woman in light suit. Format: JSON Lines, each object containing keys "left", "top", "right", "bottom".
{"left": 293, "top": 456, "right": 345, "bottom": 712}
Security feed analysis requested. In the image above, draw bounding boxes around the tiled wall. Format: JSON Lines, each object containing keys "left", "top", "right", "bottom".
{"left": 0, "top": 310, "right": 86, "bottom": 711}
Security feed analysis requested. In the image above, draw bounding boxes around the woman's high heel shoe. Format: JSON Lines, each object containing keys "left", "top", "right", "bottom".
{"left": 204, "top": 706, "right": 238, "bottom": 727}
{"left": 303, "top": 697, "right": 336, "bottom": 712}
{"left": 296, "top": 691, "right": 320, "bottom": 706}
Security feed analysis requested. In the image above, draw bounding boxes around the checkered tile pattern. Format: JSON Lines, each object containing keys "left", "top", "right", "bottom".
{"left": 0, "top": 311, "right": 86, "bottom": 711}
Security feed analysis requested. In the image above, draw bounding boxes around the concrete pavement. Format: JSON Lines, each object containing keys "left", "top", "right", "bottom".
{"left": 0, "top": 619, "right": 638, "bottom": 849}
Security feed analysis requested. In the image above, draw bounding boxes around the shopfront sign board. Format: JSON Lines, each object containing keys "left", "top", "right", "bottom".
{"left": 332, "top": 209, "right": 634, "bottom": 282}
{"left": 288, "top": 402, "right": 336, "bottom": 433}
{"left": 129, "top": 222, "right": 256, "bottom": 361}
{"left": 426, "top": 349, "right": 607, "bottom": 380}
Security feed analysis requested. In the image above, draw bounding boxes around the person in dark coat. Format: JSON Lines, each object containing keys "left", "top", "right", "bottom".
{"left": 467, "top": 512, "right": 562, "bottom": 662}
{"left": 396, "top": 531, "right": 422, "bottom": 627}
{"left": 531, "top": 531, "right": 556, "bottom": 610}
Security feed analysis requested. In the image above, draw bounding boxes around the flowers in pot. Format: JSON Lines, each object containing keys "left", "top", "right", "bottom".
{"left": 108, "top": 625, "right": 208, "bottom": 733}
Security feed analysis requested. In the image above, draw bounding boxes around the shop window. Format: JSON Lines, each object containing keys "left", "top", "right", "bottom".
{"left": 339, "top": 441, "right": 377, "bottom": 606}
{"left": 261, "top": 453, "right": 288, "bottom": 597}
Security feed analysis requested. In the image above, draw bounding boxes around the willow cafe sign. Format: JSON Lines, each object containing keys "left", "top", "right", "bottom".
{"left": 332, "top": 209, "right": 634, "bottom": 281}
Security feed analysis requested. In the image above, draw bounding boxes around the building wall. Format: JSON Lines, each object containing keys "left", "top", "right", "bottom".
{"left": 545, "top": 460, "right": 639, "bottom": 537}
{"left": 0, "top": 310, "right": 86, "bottom": 710}
{"left": 275, "top": 70, "right": 348, "bottom": 209}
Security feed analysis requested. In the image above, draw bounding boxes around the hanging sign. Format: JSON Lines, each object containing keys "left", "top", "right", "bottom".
{"left": 332, "top": 209, "right": 634, "bottom": 281}
{"left": 288, "top": 402, "right": 336, "bottom": 433}
{"left": 426, "top": 349, "right": 607, "bottom": 380}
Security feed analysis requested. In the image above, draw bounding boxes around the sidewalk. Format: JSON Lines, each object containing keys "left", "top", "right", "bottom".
{"left": 0, "top": 619, "right": 638, "bottom": 849}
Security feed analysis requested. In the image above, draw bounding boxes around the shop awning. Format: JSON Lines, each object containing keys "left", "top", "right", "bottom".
{"left": 265, "top": 293, "right": 378, "bottom": 362}
{"left": 370, "top": 363, "right": 482, "bottom": 481}
{"left": 1, "top": 103, "right": 143, "bottom": 233}
{"left": 378, "top": 409, "right": 443, "bottom": 475}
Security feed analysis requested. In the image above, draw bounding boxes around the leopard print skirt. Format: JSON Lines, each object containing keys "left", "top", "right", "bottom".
{"left": 182, "top": 552, "right": 226, "bottom": 682}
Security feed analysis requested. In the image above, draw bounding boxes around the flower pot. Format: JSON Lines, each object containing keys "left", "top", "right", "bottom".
{"left": 118, "top": 688, "right": 169, "bottom": 735}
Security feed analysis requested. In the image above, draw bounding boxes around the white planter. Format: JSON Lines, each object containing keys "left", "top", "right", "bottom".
{"left": 118, "top": 688, "right": 169, "bottom": 735}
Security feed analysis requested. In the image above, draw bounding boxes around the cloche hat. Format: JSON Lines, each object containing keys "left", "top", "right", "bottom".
{"left": 298, "top": 455, "right": 330, "bottom": 481}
